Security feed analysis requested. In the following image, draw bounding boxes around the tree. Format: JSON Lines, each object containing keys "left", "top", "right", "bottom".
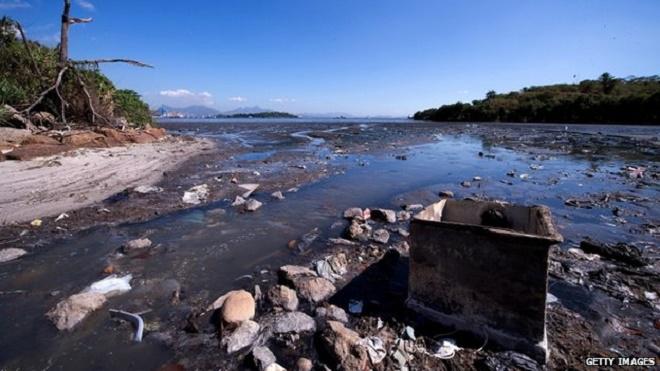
{"left": 599, "top": 72, "right": 618, "bottom": 94}
{"left": 486, "top": 90, "right": 497, "bottom": 99}
{"left": 58, "top": 0, "right": 92, "bottom": 64}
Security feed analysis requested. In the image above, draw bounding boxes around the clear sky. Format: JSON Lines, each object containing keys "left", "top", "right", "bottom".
{"left": 3, "top": 0, "right": 659, "bottom": 116}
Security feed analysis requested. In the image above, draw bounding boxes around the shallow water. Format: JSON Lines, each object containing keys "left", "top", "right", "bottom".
{"left": 0, "top": 120, "right": 657, "bottom": 369}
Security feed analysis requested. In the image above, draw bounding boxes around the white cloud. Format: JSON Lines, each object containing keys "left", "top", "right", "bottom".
{"left": 228, "top": 96, "right": 247, "bottom": 102}
{"left": 0, "top": 0, "right": 31, "bottom": 9}
{"left": 270, "top": 97, "right": 296, "bottom": 103}
{"left": 159, "top": 89, "right": 214, "bottom": 105}
{"left": 76, "top": 0, "right": 94, "bottom": 10}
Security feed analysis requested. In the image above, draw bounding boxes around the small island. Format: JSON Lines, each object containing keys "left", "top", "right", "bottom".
{"left": 414, "top": 73, "right": 660, "bottom": 124}
{"left": 217, "top": 111, "right": 298, "bottom": 119}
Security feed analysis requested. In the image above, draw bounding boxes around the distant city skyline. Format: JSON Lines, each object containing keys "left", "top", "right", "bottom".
{"left": 3, "top": 0, "right": 659, "bottom": 116}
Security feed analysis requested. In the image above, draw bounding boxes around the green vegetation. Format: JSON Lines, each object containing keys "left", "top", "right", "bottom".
{"left": 414, "top": 74, "right": 660, "bottom": 124}
{"left": 0, "top": 16, "right": 151, "bottom": 129}
{"left": 219, "top": 111, "right": 299, "bottom": 119}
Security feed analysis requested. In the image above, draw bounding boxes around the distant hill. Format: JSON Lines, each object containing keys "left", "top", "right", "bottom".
{"left": 414, "top": 73, "right": 660, "bottom": 124}
{"left": 221, "top": 111, "right": 298, "bottom": 119}
{"left": 155, "top": 105, "right": 220, "bottom": 117}
{"left": 298, "top": 112, "right": 354, "bottom": 119}
{"left": 221, "top": 106, "right": 274, "bottom": 115}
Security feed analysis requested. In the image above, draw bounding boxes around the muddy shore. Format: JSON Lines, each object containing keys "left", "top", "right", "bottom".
{"left": 0, "top": 120, "right": 658, "bottom": 370}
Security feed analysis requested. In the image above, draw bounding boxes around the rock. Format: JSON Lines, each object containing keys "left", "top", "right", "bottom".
{"left": 0, "top": 127, "right": 31, "bottom": 144}
{"left": 271, "top": 191, "right": 285, "bottom": 200}
{"left": 4, "top": 144, "right": 69, "bottom": 160}
{"left": 182, "top": 184, "right": 209, "bottom": 205}
{"left": 392, "top": 241, "right": 410, "bottom": 255}
{"left": 580, "top": 239, "right": 648, "bottom": 267}
{"left": 252, "top": 346, "right": 277, "bottom": 370}
{"left": 328, "top": 238, "right": 358, "bottom": 246}
{"left": 0, "top": 248, "right": 27, "bottom": 263}
{"left": 122, "top": 238, "right": 152, "bottom": 253}
{"left": 20, "top": 134, "right": 60, "bottom": 145}
{"left": 232, "top": 196, "right": 246, "bottom": 206}
{"left": 221, "top": 290, "right": 256, "bottom": 324}
{"left": 396, "top": 210, "right": 411, "bottom": 221}
{"left": 222, "top": 320, "right": 260, "bottom": 353}
{"left": 397, "top": 228, "right": 410, "bottom": 237}
{"left": 439, "top": 190, "right": 454, "bottom": 198}
{"left": 372, "top": 229, "right": 390, "bottom": 244}
{"left": 347, "top": 219, "right": 372, "bottom": 241}
{"left": 318, "top": 320, "right": 369, "bottom": 371}
{"left": 460, "top": 181, "right": 471, "bottom": 188}
{"left": 343, "top": 207, "right": 363, "bottom": 219}
{"left": 292, "top": 276, "right": 336, "bottom": 303}
{"left": 265, "top": 364, "right": 286, "bottom": 371}
{"left": 144, "top": 127, "right": 167, "bottom": 140}
{"left": 316, "top": 304, "right": 349, "bottom": 323}
{"left": 3, "top": 105, "right": 35, "bottom": 130}
{"left": 296, "top": 358, "right": 313, "bottom": 371}
{"left": 46, "top": 292, "right": 107, "bottom": 331}
{"left": 267, "top": 285, "right": 299, "bottom": 311}
{"left": 328, "top": 253, "right": 348, "bottom": 276}
{"left": 245, "top": 198, "right": 263, "bottom": 212}
{"left": 134, "top": 185, "right": 163, "bottom": 194}
{"left": 238, "top": 183, "right": 260, "bottom": 198}
{"left": 61, "top": 131, "right": 108, "bottom": 147}
{"left": 270, "top": 311, "right": 316, "bottom": 334}
{"left": 371, "top": 208, "right": 396, "bottom": 223}
{"left": 278, "top": 265, "right": 317, "bottom": 283}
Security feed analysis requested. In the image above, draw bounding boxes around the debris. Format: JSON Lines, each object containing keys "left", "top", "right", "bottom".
{"left": 405, "top": 204, "right": 423, "bottom": 211}
{"left": 348, "top": 299, "right": 363, "bottom": 314}
{"left": 182, "top": 184, "right": 209, "bottom": 205}
{"left": 238, "top": 183, "right": 259, "bottom": 198}
{"left": 30, "top": 218, "right": 42, "bottom": 227}
{"left": 269, "top": 311, "right": 316, "bottom": 334}
{"left": 109, "top": 309, "right": 144, "bottom": 342}
{"left": 271, "top": 191, "right": 285, "bottom": 200}
{"left": 403, "top": 325, "right": 416, "bottom": 340}
{"left": 529, "top": 164, "right": 543, "bottom": 170}
{"left": 372, "top": 228, "right": 390, "bottom": 244}
{"left": 328, "top": 237, "right": 358, "bottom": 246}
{"left": 481, "top": 351, "right": 540, "bottom": 371}
{"left": 580, "top": 239, "right": 648, "bottom": 267}
{"left": 625, "top": 166, "right": 645, "bottom": 179}
{"left": 397, "top": 210, "right": 412, "bottom": 221}
{"left": 244, "top": 199, "right": 263, "bottom": 212}
{"left": 222, "top": 320, "right": 260, "bottom": 353}
{"left": 644, "top": 291, "right": 658, "bottom": 301}
{"left": 519, "top": 173, "right": 530, "bottom": 180}
{"left": 315, "top": 259, "right": 340, "bottom": 282}
{"left": 0, "top": 248, "right": 27, "bottom": 263}
{"left": 359, "top": 336, "right": 387, "bottom": 364}
{"left": 84, "top": 274, "right": 132, "bottom": 297}
{"left": 460, "top": 181, "right": 471, "bottom": 187}
{"left": 397, "top": 228, "right": 410, "bottom": 237}
{"left": 546, "top": 293, "right": 559, "bottom": 304}
{"left": 473, "top": 176, "right": 482, "bottom": 181}
{"left": 55, "top": 212, "right": 69, "bottom": 222}
{"left": 46, "top": 292, "right": 107, "bottom": 331}
{"left": 133, "top": 185, "right": 163, "bottom": 194}
{"left": 293, "top": 228, "right": 321, "bottom": 252}
{"left": 122, "top": 238, "right": 152, "bottom": 253}
{"left": 318, "top": 321, "right": 369, "bottom": 370}
{"left": 347, "top": 219, "right": 372, "bottom": 241}
{"left": 267, "top": 285, "right": 299, "bottom": 312}
{"left": 430, "top": 339, "right": 461, "bottom": 359}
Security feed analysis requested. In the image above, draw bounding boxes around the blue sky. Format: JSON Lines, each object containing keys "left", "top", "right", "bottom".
{"left": 3, "top": 0, "right": 659, "bottom": 116}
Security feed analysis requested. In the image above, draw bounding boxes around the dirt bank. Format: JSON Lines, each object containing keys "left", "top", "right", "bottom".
{"left": 0, "top": 136, "right": 213, "bottom": 225}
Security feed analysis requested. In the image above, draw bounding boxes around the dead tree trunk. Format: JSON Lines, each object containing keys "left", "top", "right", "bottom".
{"left": 59, "top": 0, "right": 71, "bottom": 64}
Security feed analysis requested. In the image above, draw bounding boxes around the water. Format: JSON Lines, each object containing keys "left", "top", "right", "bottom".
{"left": 0, "top": 120, "right": 657, "bottom": 369}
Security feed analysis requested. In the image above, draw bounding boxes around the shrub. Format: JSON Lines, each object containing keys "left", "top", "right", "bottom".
{"left": 113, "top": 89, "right": 152, "bottom": 127}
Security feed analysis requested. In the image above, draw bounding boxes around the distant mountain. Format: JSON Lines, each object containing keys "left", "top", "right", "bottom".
{"left": 297, "top": 112, "right": 355, "bottom": 119}
{"left": 220, "top": 106, "right": 274, "bottom": 115}
{"left": 155, "top": 105, "right": 220, "bottom": 117}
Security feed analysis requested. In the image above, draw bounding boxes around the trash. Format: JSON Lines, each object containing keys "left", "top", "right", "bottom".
{"left": 460, "top": 181, "right": 471, "bottom": 187}
{"left": 109, "top": 309, "right": 144, "bottom": 342}
{"left": 328, "top": 238, "right": 358, "bottom": 246}
{"left": 625, "top": 166, "right": 645, "bottom": 179}
{"left": 0, "top": 248, "right": 27, "bottom": 263}
{"left": 55, "top": 213, "right": 69, "bottom": 222}
{"left": 348, "top": 299, "right": 363, "bottom": 314}
{"left": 403, "top": 325, "right": 416, "bottom": 340}
{"left": 30, "top": 218, "right": 42, "bottom": 227}
{"left": 315, "top": 259, "right": 340, "bottom": 282}
{"left": 529, "top": 164, "right": 543, "bottom": 170}
{"left": 473, "top": 176, "right": 482, "bottom": 181}
{"left": 293, "top": 228, "right": 321, "bottom": 252}
{"left": 546, "top": 293, "right": 559, "bottom": 304}
{"left": 644, "top": 291, "right": 657, "bottom": 301}
{"left": 580, "top": 238, "right": 648, "bottom": 267}
{"left": 405, "top": 204, "right": 423, "bottom": 211}
{"left": 84, "top": 274, "right": 132, "bottom": 297}
{"left": 358, "top": 336, "right": 386, "bottom": 364}
{"left": 519, "top": 173, "right": 530, "bottom": 180}
{"left": 244, "top": 199, "right": 263, "bottom": 212}
{"left": 122, "top": 238, "right": 152, "bottom": 253}
{"left": 271, "top": 191, "right": 285, "bottom": 200}
{"left": 134, "top": 185, "right": 163, "bottom": 194}
{"left": 238, "top": 183, "right": 259, "bottom": 198}
{"left": 431, "top": 339, "right": 461, "bottom": 359}
{"left": 182, "top": 184, "right": 209, "bottom": 205}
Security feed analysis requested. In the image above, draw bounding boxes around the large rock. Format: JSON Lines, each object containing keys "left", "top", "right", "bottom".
{"left": 371, "top": 208, "right": 397, "bottom": 223}
{"left": 267, "top": 285, "right": 299, "bottom": 311}
{"left": 316, "top": 304, "right": 349, "bottom": 324}
{"left": 221, "top": 320, "right": 260, "bottom": 353}
{"left": 46, "top": 292, "right": 107, "bottom": 331}
{"left": 61, "top": 131, "right": 109, "bottom": 148}
{"left": 269, "top": 311, "right": 316, "bottom": 334}
{"left": 21, "top": 135, "right": 60, "bottom": 145}
{"left": 221, "top": 290, "right": 256, "bottom": 324}
{"left": 347, "top": 220, "right": 372, "bottom": 241}
{"left": 3, "top": 105, "right": 36, "bottom": 130}
{"left": 182, "top": 184, "right": 209, "bottom": 205}
{"left": 343, "top": 207, "right": 364, "bottom": 219}
{"left": 244, "top": 198, "right": 263, "bottom": 212}
{"left": 292, "top": 276, "right": 336, "bottom": 303}
{"left": 5, "top": 144, "right": 70, "bottom": 160}
{"left": 0, "top": 127, "right": 31, "bottom": 144}
{"left": 122, "top": 238, "right": 152, "bottom": 253}
{"left": 0, "top": 248, "right": 27, "bottom": 263}
{"left": 318, "top": 320, "right": 369, "bottom": 371}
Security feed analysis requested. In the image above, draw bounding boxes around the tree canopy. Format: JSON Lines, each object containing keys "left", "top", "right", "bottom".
{"left": 414, "top": 74, "right": 660, "bottom": 124}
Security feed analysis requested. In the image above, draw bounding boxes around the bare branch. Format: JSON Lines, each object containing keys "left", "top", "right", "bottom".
{"left": 22, "top": 66, "right": 69, "bottom": 115}
{"left": 68, "top": 17, "right": 93, "bottom": 24}
{"left": 72, "top": 59, "right": 154, "bottom": 68}
{"left": 12, "top": 20, "right": 41, "bottom": 76}
{"left": 72, "top": 69, "right": 110, "bottom": 125}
